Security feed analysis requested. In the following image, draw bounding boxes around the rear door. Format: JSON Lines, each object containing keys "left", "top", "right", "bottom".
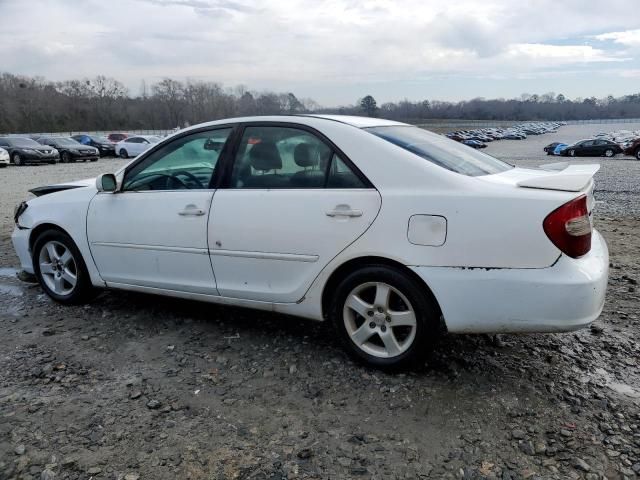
{"left": 208, "top": 123, "right": 381, "bottom": 303}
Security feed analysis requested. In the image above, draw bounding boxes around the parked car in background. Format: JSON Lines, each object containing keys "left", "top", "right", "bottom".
{"left": 561, "top": 139, "right": 622, "bottom": 158}
{"left": 0, "top": 137, "right": 59, "bottom": 165}
{"left": 107, "top": 133, "right": 129, "bottom": 144}
{"left": 544, "top": 142, "right": 563, "bottom": 155}
{"left": 11, "top": 115, "right": 608, "bottom": 369}
{"left": 622, "top": 137, "right": 640, "bottom": 160}
{"left": 114, "top": 135, "right": 162, "bottom": 158}
{"left": 462, "top": 139, "right": 487, "bottom": 149}
{"left": 0, "top": 147, "right": 9, "bottom": 167}
{"left": 71, "top": 134, "right": 116, "bottom": 157}
{"left": 553, "top": 143, "right": 569, "bottom": 156}
{"left": 38, "top": 137, "right": 99, "bottom": 163}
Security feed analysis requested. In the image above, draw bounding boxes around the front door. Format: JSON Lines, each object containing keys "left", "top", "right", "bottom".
{"left": 209, "top": 124, "right": 381, "bottom": 303}
{"left": 87, "top": 127, "right": 233, "bottom": 294}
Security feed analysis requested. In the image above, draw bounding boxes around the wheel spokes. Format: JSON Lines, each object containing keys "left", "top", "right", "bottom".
{"left": 373, "top": 283, "right": 391, "bottom": 310}
{"left": 59, "top": 249, "right": 73, "bottom": 267}
{"left": 388, "top": 310, "right": 417, "bottom": 327}
{"left": 46, "top": 243, "right": 59, "bottom": 262}
{"left": 350, "top": 322, "right": 375, "bottom": 346}
{"left": 379, "top": 329, "right": 402, "bottom": 356}
{"left": 62, "top": 268, "right": 77, "bottom": 287}
{"left": 345, "top": 294, "right": 371, "bottom": 318}
{"left": 54, "top": 275, "right": 64, "bottom": 293}
{"left": 40, "top": 262, "right": 54, "bottom": 275}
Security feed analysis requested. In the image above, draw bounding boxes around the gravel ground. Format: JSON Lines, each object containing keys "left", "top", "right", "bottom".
{"left": 1, "top": 126, "right": 639, "bottom": 480}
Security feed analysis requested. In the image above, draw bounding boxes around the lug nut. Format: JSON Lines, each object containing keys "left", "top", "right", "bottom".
{"left": 367, "top": 310, "right": 374, "bottom": 317}
{"left": 380, "top": 325, "right": 387, "bottom": 332}
{"left": 369, "top": 322, "right": 376, "bottom": 329}
{"left": 385, "top": 316, "right": 391, "bottom": 322}
{"left": 377, "top": 307, "right": 384, "bottom": 313}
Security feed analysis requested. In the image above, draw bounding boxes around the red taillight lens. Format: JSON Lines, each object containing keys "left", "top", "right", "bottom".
{"left": 543, "top": 195, "right": 591, "bottom": 258}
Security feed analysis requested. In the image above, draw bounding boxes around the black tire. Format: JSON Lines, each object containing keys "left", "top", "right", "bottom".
{"left": 635, "top": 148, "right": 640, "bottom": 161}
{"left": 119, "top": 149, "right": 128, "bottom": 159}
{"left": 32, "top": 229, "right": 97, "bottom": 304}
{"left": 90, "top": 158, "right": 98, "bottom": 162}
{"left": 12, "top": 153, "right": 23, "bottom": 166}
{"left": 604, "top": 149, "right": 614, "bottom": 158}
{"left": 329, "top": 265, "right": 440, "bottom": 370}
{"left": 0, "top": 163, "right": 6, "bottom": 168}
{"left": 61, "top": 152, "right": 71, "bottom": 163}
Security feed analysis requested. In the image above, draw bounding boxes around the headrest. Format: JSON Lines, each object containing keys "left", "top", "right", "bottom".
{"left": 249, "top": 142, "right": 282, "bottom": 171}
{"left": 294, "top": 143, "right": 317, "bottom": 168}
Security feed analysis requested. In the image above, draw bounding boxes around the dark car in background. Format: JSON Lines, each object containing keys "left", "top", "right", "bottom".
{"left": 71, "top": 134, "right": 115, "bottom": 157}
{"left": 462, "top": 139, "right": 487, "bottom": 149}
{"left": 38, "top": 137, "right": 99, "bottom": 163}
{"left": 544, "top": 142, "right": 563, "bottom": 155}
{"left": 107, "top": 132, "right": 129, "bottom": 144}
{"left": 561, "top": 139, "right": 622, "bottom": 158}
{"left": 0, "top": 137, "right": 59, "bottom": 165}
{"left": 622, "top": 138, "right": 640, "bottom": 160}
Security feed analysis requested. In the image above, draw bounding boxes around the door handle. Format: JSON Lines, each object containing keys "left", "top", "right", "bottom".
{"left": 178, "top": 207, "right": 206, "bottom": 216}
{"left": 326, "top": 208, "right": 363, "bottom": 218}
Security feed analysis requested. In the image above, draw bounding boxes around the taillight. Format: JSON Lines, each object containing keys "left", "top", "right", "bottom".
{"left": 543, "top": 195, "right": 591, "bottom": 258}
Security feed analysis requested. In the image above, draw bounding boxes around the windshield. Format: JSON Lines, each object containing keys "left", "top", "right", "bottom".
{"left": 56, "top": 138, "right": 82, "bottom": 146}
{"left": 148, "top": 136, "right": 162, "bottom": 143}
{"left": 92, "top": 136, "right": 110, "bottom": 143}
{"left": 366, "top": 126, "right": 513, "bottom": 177}
{"left": 8, "top": 137, "right": 41, "bottom": 148}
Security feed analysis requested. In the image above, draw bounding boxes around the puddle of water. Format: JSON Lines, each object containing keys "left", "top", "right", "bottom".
{"left": 0, "top": 267, "right": 18, "bottom": 278}
{"left": 0, "top": 283, "right": 24, "bottom": 296}
{"left": 592, "top": 367, "right": 640, "bottom": 398}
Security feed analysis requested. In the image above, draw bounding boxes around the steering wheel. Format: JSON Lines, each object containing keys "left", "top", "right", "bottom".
{"left": 167, "top": 170, "right": 204, "bottom": 189}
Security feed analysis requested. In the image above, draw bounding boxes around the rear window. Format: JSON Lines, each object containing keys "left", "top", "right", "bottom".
{"left": 365, "top": 126, "right": 513, "bottom": 177}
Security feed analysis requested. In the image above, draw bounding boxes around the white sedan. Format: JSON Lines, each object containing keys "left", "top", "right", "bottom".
{"left": 115, "top": 135, "right": 162, "bottom": 158}
{"left": 11, "top": 115, "right": 609, "bottom": 369}
{"left": 0, "top": 147, "right": 9, "bottom": 167}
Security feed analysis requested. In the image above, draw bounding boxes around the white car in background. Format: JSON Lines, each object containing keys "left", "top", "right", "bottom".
{"left": 0, "top": 147, "right": 9, "bottom": 167}
{"left": 115, "top": 135, "right": 162, "bottom": 158}
{"left": 11, "top": 115, "right": 608, "bottom": 369}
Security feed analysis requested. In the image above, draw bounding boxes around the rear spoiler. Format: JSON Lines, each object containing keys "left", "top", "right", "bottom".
{"left": 517, "top": 163, "right": 600, "bottom": 192}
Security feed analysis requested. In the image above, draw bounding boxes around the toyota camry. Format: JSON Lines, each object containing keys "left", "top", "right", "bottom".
{"left": 11, "top": 115, "right": 609, "bottom": 369}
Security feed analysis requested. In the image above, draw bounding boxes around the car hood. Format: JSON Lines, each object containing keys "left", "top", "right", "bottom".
{"left": 29, "top": 177, "right": 96, "bottom": 197}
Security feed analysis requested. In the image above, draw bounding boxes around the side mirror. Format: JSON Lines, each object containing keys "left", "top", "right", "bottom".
{"left": 96, "top": 173, "right": 117, "bottom": 192}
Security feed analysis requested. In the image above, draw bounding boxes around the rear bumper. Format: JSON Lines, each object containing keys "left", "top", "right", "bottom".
{"left": 410, "top": 230, "right": 609, "bottom": 334}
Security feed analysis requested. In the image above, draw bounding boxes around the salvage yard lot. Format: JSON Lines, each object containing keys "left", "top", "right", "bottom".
{"left": 0, "top": 123, "right": 639, "bottom": 479}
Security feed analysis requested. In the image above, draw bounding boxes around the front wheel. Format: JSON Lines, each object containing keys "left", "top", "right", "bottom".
{"left": 61, "top": 152, "right": 71, "bottom": 163}
{"left": 33, "top": 230, "right": 96, "bottom": 304}
{"left": 12, "top": 153, "right": 23, "bottom": 166}
{"left": 635, "top": 148, "right": 640, "bottom": 160}
{"left": 569, "top": 149, "right": 576, "bottom": 157}
{"left": 330, "top": 265, "right": 440, "bottom": 370}
{"left": 119, "top": 149, "right": 128, "bottom": 159}
{"left": 604, "top": 149, "right": 614, "bottom": 157}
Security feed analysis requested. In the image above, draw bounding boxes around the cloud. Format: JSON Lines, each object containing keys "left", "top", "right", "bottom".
{"left": 0, "top": 0, "right": 639, "bottom": 103}
{"left": 594, "top": 29, "right": 640, "bottom": 47}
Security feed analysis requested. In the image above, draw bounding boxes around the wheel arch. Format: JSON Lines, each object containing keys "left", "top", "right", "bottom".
{"left": 29, "top": 223, "right": 74, "bottom": 251}
{"left": 320, "top": 255, "right": 444, "bottom": 327}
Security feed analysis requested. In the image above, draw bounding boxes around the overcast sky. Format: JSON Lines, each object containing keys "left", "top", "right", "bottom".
{"left": 1, "top": 0, "right": 639, "bottom": 105}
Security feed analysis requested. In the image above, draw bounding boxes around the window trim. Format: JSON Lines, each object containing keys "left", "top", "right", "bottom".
{"left": 120, "top": 125, "right": 237, "bottom": 192}
{"left": 218, "top": 121, "right": 374, "bottom": 190}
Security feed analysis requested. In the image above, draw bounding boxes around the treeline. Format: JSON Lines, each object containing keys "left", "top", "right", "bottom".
{"left": 2, "top": 72, "right": 640, "bottom": 133}
{"left": 0, "top": 73, "right": 319, "bottom": 133}
{"left": 330, "top": 93, "right": 640, "bottom": 123}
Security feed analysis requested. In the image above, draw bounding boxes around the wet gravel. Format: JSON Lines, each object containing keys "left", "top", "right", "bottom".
{"left": 1, "top": 126, "right": 639, "bottom": 479}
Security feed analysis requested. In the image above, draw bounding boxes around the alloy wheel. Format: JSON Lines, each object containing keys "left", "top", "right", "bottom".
{"left": 343, "top": 282, "right": 417, "bottom": 358}
{"left": 13, "top": 154, "right": 22, "bottom": 165}
{"left": 605, "top": 149, "right": 614, "bottom": 157}
{"left": 38, "top": 240, "right": 77, "bottom": 296}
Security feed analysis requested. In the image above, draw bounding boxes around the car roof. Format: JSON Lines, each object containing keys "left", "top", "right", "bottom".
{"left": 175, "top": 115, "right": 409, "bottom": 135}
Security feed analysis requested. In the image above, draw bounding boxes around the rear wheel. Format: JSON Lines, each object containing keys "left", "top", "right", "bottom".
{"left": 33, "top": 230, "right": 96, "bottom": 304}
{"left": 635, "top": 148, "right": 640, "bottom": 160}
{"left": 119, "top": 149, "right": 128, "bottom": 159}
{"left": 330, "top": 265, "right": 440, "bottom": 370}
{"left": 604, "top": 148, "right": 614, "bottom": 157}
